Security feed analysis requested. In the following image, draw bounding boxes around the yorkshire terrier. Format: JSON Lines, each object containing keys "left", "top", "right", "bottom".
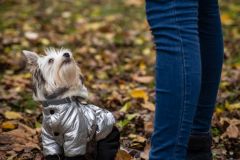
{"left": 23, "top": 48, "right": 120, "bottom": 160}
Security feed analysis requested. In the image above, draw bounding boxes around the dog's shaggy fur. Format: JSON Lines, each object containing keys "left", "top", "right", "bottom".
{"left": 23, "top": 48, "right": 120, "bottom": 160}
{"left": 23, "top": 48, "right": 88, "bottom": 101}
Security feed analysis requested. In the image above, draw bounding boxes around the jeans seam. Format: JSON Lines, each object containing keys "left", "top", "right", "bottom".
{"left": 172, "top": 0, "right": 187, "bottom": 159}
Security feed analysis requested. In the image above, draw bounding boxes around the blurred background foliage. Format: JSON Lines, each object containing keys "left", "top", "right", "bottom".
{"left": 0, "top": 0, "right": 239, "bottom": 159}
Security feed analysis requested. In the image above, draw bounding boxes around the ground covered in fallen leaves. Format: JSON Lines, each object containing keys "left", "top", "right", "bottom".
{"left": 0, "top": 0, "right": 240, "bottom": 160}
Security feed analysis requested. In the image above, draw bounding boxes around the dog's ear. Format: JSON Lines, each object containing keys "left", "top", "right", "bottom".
{"left": 22, "top": 50, "right": 39, "bottom": 67}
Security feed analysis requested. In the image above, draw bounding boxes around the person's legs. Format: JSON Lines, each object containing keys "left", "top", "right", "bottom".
{"left": 145, "top": 0, "right": 201, "bottom": 159}
{"left": 191, "top": 0, "right": 224, "bottom": 134}
{"left": 187, "top": 0, "right": 224, "bottom": 159}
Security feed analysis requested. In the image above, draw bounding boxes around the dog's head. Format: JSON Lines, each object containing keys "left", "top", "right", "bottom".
{"left": 23, "top": 48, "right": 88, "bottom": 101}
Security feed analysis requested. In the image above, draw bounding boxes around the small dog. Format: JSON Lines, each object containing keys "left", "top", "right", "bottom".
{"left": 23, "top": 48, "right": 120, "bottom": 160}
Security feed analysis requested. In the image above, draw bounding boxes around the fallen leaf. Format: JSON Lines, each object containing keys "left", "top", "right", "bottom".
{"left": 139, "top": 62, "right": 146, "bottom": 72}
{"left": 220, "top": 118, "right": 240, "bottom": 139}
{"left": 132, "top": 74, "right": 154, "bottom": 84}
{"left": 140, "top": 143, "right": 150, "bottom": 160}
{"left": 221, "top": 13, "right": 234, "bottom": 25}
{"left": 120, "top": 102, "right": 131, "bottom": 113}
{"left": 225, "top": 102, "right": 240, "bottom": 111}
{"left": 144, "top": 121, "right": 153, "bottom": 134}
{"left": 1, "top": 121, "right": 17, "bottom": 130}
{"left": 0, "top": 134, "right": 12, "bottom": 145}
{"left": 124, "top": 0, "right": 143, "bottom": 7}
{"left": 129, "top": 134, "right": 146, "bottom": 144}
{"left": 130, "top": 88, "right": 148, "bottom": 102}
{"left": 128, "top": 134, "right": 147, "bottom": 150}
{"left": 117, "top": 114, "right": 138, "bottom": 129}
{"left": 40, "top": 38, "right": 50, "bottom": 45}
{"left": 12, "top": 143, "right": 25, "bottom": 152}
{"left": 115, "top": 149, "right": 133, "bottom": 160}
{"left": 129, "top": 134, "right": 146, "bottom": 150}
{"left": 0, "top": 151, "right": 6, "bottom": 160}
{"left": 225, "top": 125, "right": 239, "bottom": 138}
{"left": 4, "top": 111, "right": 22, "bottom": 120}
{"left": 141, "top": 101, "right": 155, "bottom": 111}
{"left": 24, "top": 31, "right": 39, "bottom": 40}
{"left": 215, "top": 107, "right": 224, "bottom": 114}
{"left": 4, "top": 151, "right": 16, "bottom": 160}
{"left": 34, "top": 153, "right": 44, "bottom": 160}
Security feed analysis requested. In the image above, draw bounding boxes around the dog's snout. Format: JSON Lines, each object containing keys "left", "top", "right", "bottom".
{"left": 63, "top": 52, "right": 70, "bottom": 58}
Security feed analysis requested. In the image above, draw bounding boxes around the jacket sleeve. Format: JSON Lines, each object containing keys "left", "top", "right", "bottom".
{"left": 41, "top": 126, "right": 62, "bottom": 156}
{"left": 88, "top": 104, "right": 116, "bottom": 141}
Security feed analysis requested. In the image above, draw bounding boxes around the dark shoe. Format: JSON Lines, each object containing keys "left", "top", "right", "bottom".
{"left": 64, "top": 155, "right": 86, "bottom": 160}
{"left": 187, "top": 133, "right": 213, "bottom": 160}
{"left": 45, "top": 155, "right": 63, "bottom": 160}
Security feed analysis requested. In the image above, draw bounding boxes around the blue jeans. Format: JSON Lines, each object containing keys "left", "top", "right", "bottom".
{"left": 145, "top": 0, "right": 224, "bottom": 159}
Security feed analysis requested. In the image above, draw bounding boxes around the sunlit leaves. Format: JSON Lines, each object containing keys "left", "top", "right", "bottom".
{"left": 221, "top": 13, "right": 234, "bottom": 26}
{"left": 0, "top": 0, "right": 239, "bottom": 159}
{"left": 130, "top": 88, "right": 148, "bottom": 102}
{"left": 4, "top": 111, "right": 22, "bottom": 120}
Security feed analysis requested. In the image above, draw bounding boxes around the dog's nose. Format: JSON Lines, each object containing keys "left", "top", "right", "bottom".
{"left": 63, "top": 52, "right": 70, "bottom": 58}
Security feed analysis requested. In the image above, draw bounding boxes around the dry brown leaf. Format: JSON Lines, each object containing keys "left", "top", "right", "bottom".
{"left": 129, "top": 134, "right": 146, "bottom": 144}
{"left": 34, "top": 153, "right": 44, "bottom": 160}
{"left": 225, "top": 125, "right": 239, "bottom": 138}
{"left": 124, "top": 0, "right": 143, "bottom": 7}
{"left": 18, "top": 122, "right": 38, "bottom": 136}
{"left": 24, "top": 142, "right": 41, "bottom": 152}
{"left": 4, "top": 151, "right": 17, "bottom": 160}
{"left": 140, "top": 143, "right": 150, "bottom": 160}
{"left": 220, "top": 118, "right": 240, "bottom": 139}
{"left": 12, "top": 143, "right": 25, "bottom": 152}
{"left": 220, "top": 117, "right": 231, "bottom": 125}
{"left": 0, "top": 134, "right": 12, "bottom": 144}
{"left": 115, "top": 149, "right": 133, "bottom": 160}
{"left": 0, "top": 122, "right": 40, "bottom": 156}
{"left": 141, "top": 101, "right": 155, "bottom": 111}
{"left": 144, "top": 121, "right": 153, "bottom": 134}
{"left": 0, "top": 151, "right": 6, "bottom": 160}
{"left": 132, "top": 74, "right": 154, "bottom": 84}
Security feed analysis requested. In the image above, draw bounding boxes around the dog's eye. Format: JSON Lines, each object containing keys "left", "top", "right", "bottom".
{"left": 48, "top": 58, "right": 54, "bottom": 64}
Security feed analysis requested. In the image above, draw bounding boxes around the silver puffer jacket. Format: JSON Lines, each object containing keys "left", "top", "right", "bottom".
{"left": 41, "top": 101, "right": 115, "bottom": 157}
